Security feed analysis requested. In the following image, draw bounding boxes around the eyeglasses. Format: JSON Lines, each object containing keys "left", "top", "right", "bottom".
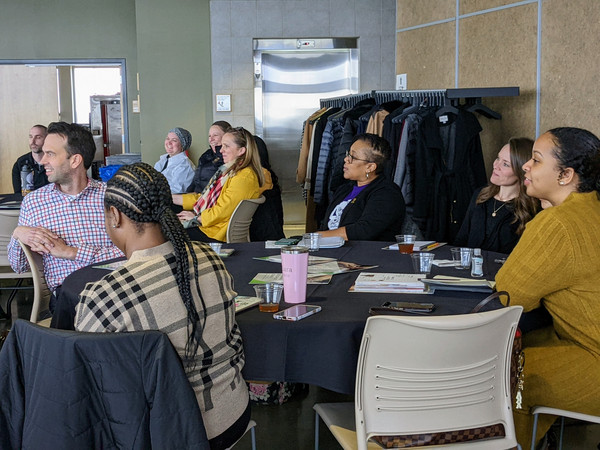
{"left": 345, "top": 150, "right": 372, "bottom": 164}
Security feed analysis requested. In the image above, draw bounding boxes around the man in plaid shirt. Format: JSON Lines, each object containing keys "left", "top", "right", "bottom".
{"left": 8, "top": 122, "right": 123, "bottom": 304}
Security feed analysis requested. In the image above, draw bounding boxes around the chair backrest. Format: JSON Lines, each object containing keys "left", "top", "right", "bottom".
{"left": 17, "top": 240, "right": 51, "bottom": 323}
{"left": 0, "top": 320, "right": 210, "bottom": 449}
{"left": 0, "top": 210, "right": 20, "bottom": 266}
{"left": 226, "top": 196, "right": 266, "bottom": 243}
{"left": 355, "top": 306, "right": 523, "bottom": 450}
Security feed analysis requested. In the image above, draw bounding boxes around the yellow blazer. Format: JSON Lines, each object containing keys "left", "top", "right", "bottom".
{"left": 182, "top": 167, "right": 272, "bottom": 242}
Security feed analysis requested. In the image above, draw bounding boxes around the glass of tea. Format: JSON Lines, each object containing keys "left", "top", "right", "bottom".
{"left": 254, "top": 283, "right": 284, "bottom": 312}
{"left": 395, "top": 234, "right": 417, "bottom": 254}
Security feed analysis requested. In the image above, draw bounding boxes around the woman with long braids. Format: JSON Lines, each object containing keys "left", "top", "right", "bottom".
{"left": 74, "top": 163, "right": 250, "bottom": 449}
{"left": 173, "top": 126, "right": 271, "bottom": 242}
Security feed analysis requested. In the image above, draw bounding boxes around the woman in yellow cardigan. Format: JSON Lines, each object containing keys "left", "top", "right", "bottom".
{"left": 174, "top": 127, "right": 269, "bottom": 242}
{"left": 495, "top": 127, "right": 600, "bottom": 448}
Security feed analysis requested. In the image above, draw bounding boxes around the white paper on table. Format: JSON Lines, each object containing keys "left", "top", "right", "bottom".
{"left": 433, "top": 259, "right": 460, "bottom": 267}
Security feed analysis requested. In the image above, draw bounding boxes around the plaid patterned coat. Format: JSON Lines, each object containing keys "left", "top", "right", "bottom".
{"left": 75, "top": 241, "right": 248, "bottom": 440}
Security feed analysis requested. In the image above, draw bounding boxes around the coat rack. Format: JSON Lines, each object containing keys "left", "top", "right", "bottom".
{"left": 320, "top": 87, "right": 520, "bottom": 119}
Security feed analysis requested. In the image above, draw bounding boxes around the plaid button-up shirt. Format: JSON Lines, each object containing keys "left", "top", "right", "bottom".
{"left": 8, "top": 179, "right": 124, "bottom": 292}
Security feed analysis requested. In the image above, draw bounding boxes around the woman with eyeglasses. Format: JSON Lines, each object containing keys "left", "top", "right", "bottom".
{"left": 319, "top": 133, "right": 406, "bottom": 241}
{"left": 173, "top": 127, "right": 271, "bottom": 242}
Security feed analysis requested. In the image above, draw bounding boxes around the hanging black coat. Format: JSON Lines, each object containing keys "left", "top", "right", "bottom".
{"left": 411, "top": 108, "right": 487, "bottom": 242}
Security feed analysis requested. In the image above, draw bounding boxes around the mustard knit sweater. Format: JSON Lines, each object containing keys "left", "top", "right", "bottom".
{"left": 496, "top": 191, "right": 600, "bottom": 356}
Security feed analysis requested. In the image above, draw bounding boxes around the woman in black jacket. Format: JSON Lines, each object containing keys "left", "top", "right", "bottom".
{"left": 187, "top": 121, "right": 231, "bottom": 193}
{"left": 454, "top": 137, "right": 540, "bottom": 254}
{"left": 320, "top": 133, "right": 405, "bottom": 241}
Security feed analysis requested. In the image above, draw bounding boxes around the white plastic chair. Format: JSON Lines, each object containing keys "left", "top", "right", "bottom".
{"left": 531, "top": 406, "right": 600, "bottom": 450}
{"left": 314, "top": 306, "right": 523, "bottom": 450}
{"left": 17, "top": 240, "right": 51, "bottom": 326}
{"left": 0, "top": 210, "right": 33, "bottom": 320}
{"left": 226, "top": 196, "right": 266, "bottom": 243}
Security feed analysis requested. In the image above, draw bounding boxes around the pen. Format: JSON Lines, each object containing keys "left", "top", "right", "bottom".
{"left": 425, "top": 242, "right": 438, "bottom": 250}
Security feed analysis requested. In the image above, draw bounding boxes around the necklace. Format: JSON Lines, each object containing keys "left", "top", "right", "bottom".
{"left": 491, "top": 199, "right": 506, "bottom": 217}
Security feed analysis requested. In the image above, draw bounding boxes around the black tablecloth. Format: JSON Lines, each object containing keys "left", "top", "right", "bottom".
{"left": 0, "top": 192, "right": 22, "bottom": 209}
{"left": 55, "top": 241, "right": 506, "bottom": 394}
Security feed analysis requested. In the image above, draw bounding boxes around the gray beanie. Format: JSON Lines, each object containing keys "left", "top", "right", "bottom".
{"left": 169, "top": 127, "right": 192, "bottom": 151}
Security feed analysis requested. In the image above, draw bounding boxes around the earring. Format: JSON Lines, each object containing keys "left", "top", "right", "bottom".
{"left": 112, "top": 224, "right": 119, "bottom": 228}
{"left": 559, "top": 181, "right": 565, "bottom": 185}
{"left": 365, "top": 172, "right": 369, "bottom": 179}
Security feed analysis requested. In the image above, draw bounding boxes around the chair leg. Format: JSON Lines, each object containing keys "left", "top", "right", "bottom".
{"left": 531, "top": 413, "right": 540, "bottom": 450}
{"left": 250, "top": 425, "right": 256, "bottom": 450}
{"left": 557, "top": 416, "right": 565, "bottom": 450}
{"left": 0, "top": 279, "right": 24, "bottom": 320}
{"left": 314, "top": 412, "right": 320, "bottom": 450}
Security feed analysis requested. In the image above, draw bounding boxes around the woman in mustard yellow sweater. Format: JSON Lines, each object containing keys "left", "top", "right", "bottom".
{"left": 174, "top": 127, "right": 270, "bottom": 242}
{"left": 496, "top": 127, "right": 600, "bottom": 447}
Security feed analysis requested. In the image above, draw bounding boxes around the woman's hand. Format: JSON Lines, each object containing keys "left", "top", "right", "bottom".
{"left": 172, "top": 194, "right": 183, "bottom": 206}
{"left": 177, "top": 211, "right": 196, "bottom": 221}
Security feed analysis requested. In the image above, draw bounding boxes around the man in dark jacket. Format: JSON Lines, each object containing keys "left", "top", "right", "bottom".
{"left": 11, "top": 124, "right": 49, "bottom": 193}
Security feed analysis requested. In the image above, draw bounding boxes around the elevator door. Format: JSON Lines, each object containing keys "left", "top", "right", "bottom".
{"left": 254, "top": 38, "right": 358, "bottom": 229}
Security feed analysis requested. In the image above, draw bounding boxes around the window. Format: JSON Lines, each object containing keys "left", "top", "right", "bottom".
{"left": 72, "top": 67, "right": 121, "bottom": 124}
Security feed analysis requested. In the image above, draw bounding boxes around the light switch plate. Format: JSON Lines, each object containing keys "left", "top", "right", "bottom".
{"left": 396, "top": 74, "right": 407, "bottom": 90}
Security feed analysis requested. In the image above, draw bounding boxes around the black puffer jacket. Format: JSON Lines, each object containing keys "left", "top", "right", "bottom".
{"left": 0, "top": 320, "right": 209, "bottom": 450}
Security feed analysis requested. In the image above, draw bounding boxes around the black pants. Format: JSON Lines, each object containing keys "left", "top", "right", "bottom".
{"left": 185, "top": 226, "right": 221, "bottom": 243}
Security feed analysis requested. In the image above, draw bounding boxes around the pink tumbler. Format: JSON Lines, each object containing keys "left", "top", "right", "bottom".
{"left": 280, "top": 245, "right": 309, "bottom": 304}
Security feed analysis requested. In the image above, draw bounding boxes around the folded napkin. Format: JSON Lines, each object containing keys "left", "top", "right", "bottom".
{"left": 433, "top": 259, "right": 460, "bottom": 267}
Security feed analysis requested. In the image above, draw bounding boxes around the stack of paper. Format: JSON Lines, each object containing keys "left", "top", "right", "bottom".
{"left": 253, "top": 255, "right": 336, "bottom": 265}
{"left": 234, "top": 296, "right": 261, "bottom": 312}
{"left": 249, "top": 273, "right": 332, "bottom": 285}
{"left": 384, "top": 241, "right": 446, "bottom": 251}
{"left": 421, "top": 276, "right": 495, "bottom": 293}
{"left": 299, "top": 236, "right": 345, "bottom": 249}
{"left": 351, "top": 273, "right": 430, "bottom": 294}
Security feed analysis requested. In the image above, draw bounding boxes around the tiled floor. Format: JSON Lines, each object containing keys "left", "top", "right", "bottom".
{"left": 2, "top": 287, "right": 599, "bottom": 450}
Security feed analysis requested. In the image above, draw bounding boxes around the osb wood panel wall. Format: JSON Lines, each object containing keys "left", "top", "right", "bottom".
{"left": 396, "top": 0, "right": 600, "bottom": 174}
{"left": 0, "top": 65, "right": 58, "bottom": 194}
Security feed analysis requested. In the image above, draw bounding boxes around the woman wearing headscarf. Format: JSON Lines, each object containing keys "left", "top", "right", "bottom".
{"left": 75, "top": 163, "right": 250, "bottom": 449}
{"left": 154, "top": 127, "right": 196, "bottom": 193}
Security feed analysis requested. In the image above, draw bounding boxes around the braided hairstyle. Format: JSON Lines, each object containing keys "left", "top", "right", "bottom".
{"left": 104, "top": 162, "right": 206, "bottom": 365}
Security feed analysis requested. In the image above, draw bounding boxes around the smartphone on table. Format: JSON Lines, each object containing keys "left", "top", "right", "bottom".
{"left": 381, "top": 301, "right": 435, "bottom": 313}
{"left": 273, "top": 305, "right": 321, "bottom": 321}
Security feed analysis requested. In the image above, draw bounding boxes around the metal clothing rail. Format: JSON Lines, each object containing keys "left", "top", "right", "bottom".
{"left": 319, "top": 92, "right": 372, "bottom": 109}
{"left": 320, "top": 86, "right": 520, "bottom": 109}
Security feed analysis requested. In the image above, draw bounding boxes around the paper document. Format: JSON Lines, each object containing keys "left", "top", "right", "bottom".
{"left": 249, "top": 273, "right": 332, "bottom": 285}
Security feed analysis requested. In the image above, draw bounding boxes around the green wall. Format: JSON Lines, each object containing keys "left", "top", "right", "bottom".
{"left": 135, "top": 0, "right": 213, "bottom": 165}
{"left": 0, "top": 0, "right": 213, "bottom": 163}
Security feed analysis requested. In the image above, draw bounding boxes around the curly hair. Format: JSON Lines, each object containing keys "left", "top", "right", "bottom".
{"left": 104, "top": 162, "right": 206, "bottom": 366}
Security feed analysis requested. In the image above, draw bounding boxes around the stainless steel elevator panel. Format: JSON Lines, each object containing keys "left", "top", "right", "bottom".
{"left": 254, "top": 38, "right": 359, "bottom": 228}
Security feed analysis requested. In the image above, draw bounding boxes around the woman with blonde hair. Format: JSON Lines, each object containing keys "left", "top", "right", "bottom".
{"left": 174, "top": 127, "right": 271, "bottom": 242}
